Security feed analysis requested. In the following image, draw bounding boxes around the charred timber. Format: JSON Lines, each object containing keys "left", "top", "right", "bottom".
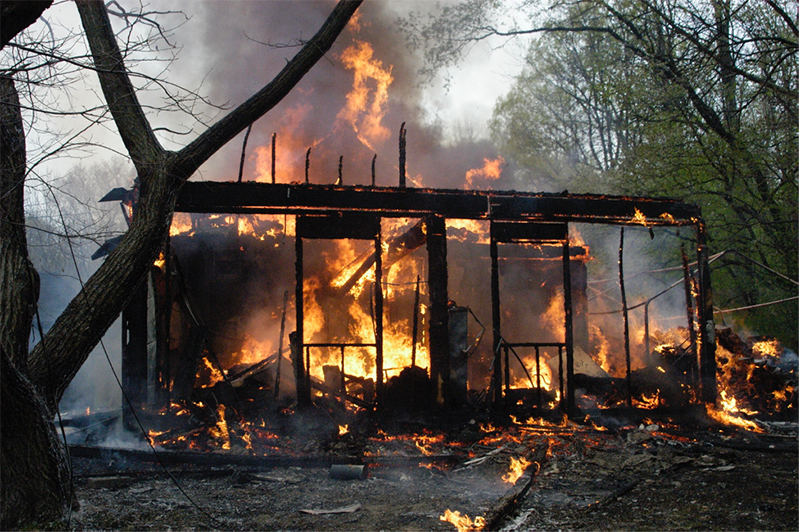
{"left": 176, "top": 182, "right": 701, "bottom": 225}
{"left": 336, "top": 218, "right": 427, "bottom": 297}
{"left": 68, "top": 445, "right": 461, "bottom": 469}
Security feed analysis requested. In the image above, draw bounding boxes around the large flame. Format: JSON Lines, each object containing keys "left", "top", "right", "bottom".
{"left": 464, "top": 156, "right": 504, "bottom": 189}
{"left": 440, "top": 509, "right": 486, "bottom": 532}
{"left": 253, "top": 104, "right": 323, "bottom": 184}
{"left": 337, "top": 41, "right": 393, "bottom": 151}
{"left": 502, "top": 455, "right": 531, "bottom": 484}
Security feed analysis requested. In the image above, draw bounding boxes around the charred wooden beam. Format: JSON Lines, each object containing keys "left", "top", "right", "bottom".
{"left": 296, "top": 213, "right": 380, "bottom": 240}
{"left": 399, "top": 122, "right": 406, "bottom": 188}
{"left": 237, "top": 124, "right": 252, "bottom": 183}
{"left": 305, "top": 147, "right": 311, "bottom": 184}
{"left": 336, "top": 218, "right": 426, "bottom": 297}
{"left": 482, "top": 446, "right": 547, "bottom": 530}
{"left": 490, "top": 230, "right": 502, "bottom": 408}
{"left": 682, "top": 245, "right": 699, "bottom": 390}
{"left": 619, "top": 228, "right": 632, "bottom": 408}
{"left": 571, "top": 259, "right": 589, "bottom": 354}
{"left": 271, "top": 133, "right": 276, "bottom": 184}
{"left": 176, "top": 183, "right": 700, "bottom": 225}
{"left": 121, "top": 277, "right": 149, "bottom": 431}
{"left": 426, "top": 215, "right": 449, "bottom": 408}
{"left": 562, "top": 239, "right": 576, "bottom": 416}
{"left": 696, "top": 221, "right": 717, "bottom": 404}
{"left": 374, "top": 228, "right": 384, "bottom": 405}
{"left": 491, "top": 221, "right": 567, "bottom": 242}
{"left": 171, "top": 325, "right": 207, "bottom": 404}
{"left": 69, "top": 444, "right": 461, "bottom": 469}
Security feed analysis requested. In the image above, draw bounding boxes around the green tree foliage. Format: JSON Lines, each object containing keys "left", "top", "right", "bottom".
{"left": 405, "top": 0, "right": 798, "bottom": 349}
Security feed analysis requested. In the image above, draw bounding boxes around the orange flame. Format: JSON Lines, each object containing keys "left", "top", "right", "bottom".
{"left": 170, "top": 212, "right": 193, "bottom": 237}
{"left": 464, "top": 156, "right": 504, "bottom": 189}
{"left": 253, "top": 104, "right": 319, "bottom": 183}
{"left": 440, "top": 509, "right": 486, "bottom": 532}
{"left": 631, "top": 207, "right": 648, "bottom": 226}
{"left": 337, "top": 41, "right": 393, "bottom": 151}
{"left": 208, "top": 404, "right": 231, "bottom": 450}
{"left": 502, "top": 456, "right": 531, "bottom": 484}
{"left": 196, "top": 356, "right": 225, "bottom": 388}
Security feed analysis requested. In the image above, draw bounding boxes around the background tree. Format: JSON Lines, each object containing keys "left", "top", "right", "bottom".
{"left": 403, "top": 0, "right": 798, "bottom": 349}
{"left": 0, "top": 0, "right": 361, "bottom": 526}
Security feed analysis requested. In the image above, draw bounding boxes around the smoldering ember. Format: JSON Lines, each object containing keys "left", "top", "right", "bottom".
{"left": 58, "top": 175, "right": 797, "bottom": 531}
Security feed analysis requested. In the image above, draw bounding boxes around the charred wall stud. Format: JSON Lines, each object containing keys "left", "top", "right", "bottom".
{"left": 696, "top": 220, "right": 717, "bottom": 404}
{"left": 426, "top": 214, "right": 449, "bottom": 408}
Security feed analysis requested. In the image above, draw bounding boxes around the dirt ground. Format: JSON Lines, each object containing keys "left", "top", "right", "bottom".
{"left": 59, "top": 414, "right": 797, "bottom": 531}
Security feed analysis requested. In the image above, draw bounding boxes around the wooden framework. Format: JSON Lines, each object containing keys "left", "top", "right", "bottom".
{"left": 163, "top": 182, "right": 715, "bottom": 413}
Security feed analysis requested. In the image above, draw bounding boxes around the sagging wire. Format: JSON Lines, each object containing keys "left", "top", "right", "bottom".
{"left": 45, "top": 186, "right": 225, "bottom": 528}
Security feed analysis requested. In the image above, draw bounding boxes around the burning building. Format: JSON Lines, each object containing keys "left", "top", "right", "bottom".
{"left": 115, "top": 174, "right": 718, "bottom": 427}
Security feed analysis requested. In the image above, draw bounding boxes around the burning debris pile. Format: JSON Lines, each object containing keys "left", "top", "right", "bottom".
{"left": 69, "top": 409, "right": 797, "bottom": 531}
{"left": 711, "top": 328, "right": 797, "bottom": 427}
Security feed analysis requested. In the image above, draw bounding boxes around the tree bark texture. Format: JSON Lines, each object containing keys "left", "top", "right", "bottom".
{"left": 0, "top": 75, "right": 38, "bottom": 370}
{"left": 1, "top": 351, "right": 72, "bottom": 528}
{"left": 0, "top": 0, "right": 53, "bottom": 49}
{"left": 2, "top": 1, "right": 360, "bottom": 526}
{"left": 0, "top": 74, "right": 71, "bottom": 529}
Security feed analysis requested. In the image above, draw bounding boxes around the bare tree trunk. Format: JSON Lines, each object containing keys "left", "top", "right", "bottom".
{"left": 0, "top": 75, "right": 37, "bottom": 370}
{"left": 2, "top": 1, "right": 361, "bottom": 526}
{"left": 1, "top": 350, "right": 72, "bottom": 528}
{"left": 0, "top": 74, "right": 71, "bottom": 529}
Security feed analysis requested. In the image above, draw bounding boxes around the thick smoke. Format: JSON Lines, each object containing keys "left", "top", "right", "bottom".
{"left": 173, "top": 0, "right": 509, "bottom": 190}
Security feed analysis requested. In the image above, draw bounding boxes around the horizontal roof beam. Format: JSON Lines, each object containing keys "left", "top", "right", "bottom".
{"left": 175, "top": 182, "right": 701, "bottom": 226}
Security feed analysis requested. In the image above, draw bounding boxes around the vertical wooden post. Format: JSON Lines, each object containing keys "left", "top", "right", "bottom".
{"left": 490, "top": 226, "right": 502, "bottom": 407}
{"left": 305, "top": 147, "right": 311, "bottom": 184}
{"left": 562, "top": 238, "right": 575, "bottom": 415}
{"left": 411, "top": 275, "right": 420, "bottom": 367}
{"left": 696, "top": 221, "right": 717, "bottom": 404}
{"left": 681, "top": 245, "right": 699, "bottom": 389}
{"left": 274, "top": 290, "right": 289, "bottom": 399}
{"left": 121, "top": 277, "right": 148, "bottom": 431}
{"left": 158, "top": 239, "right": 171, "bottom": 407}
{"left": 618, "top": 227, "right": 632, "bottom": 407}
{"left": 238, "top": 124, "right": 252, "bottom": 183}
{"left": 294, "top": 234, "right": 310, "bottom": 407}
{"left": 271, "top": 132, "right": 276, "bottom": 184}
{"left": 426, "top": 215, "right": 448, "bottom": 408}
{"left": 570, "top": 258, "right": 589, "bottom": 353}
{"left": 374, "top": 228, "right": 384, "bottom": 406}
{"left": 398, "top": 122, "right": 406, "bottom": 188}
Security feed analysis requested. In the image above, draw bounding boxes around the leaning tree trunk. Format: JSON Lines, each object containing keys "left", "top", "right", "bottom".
{"left": 0, "top": 75, "right": 37, "bottom": 370}
{"left": 0, "top": 75, "right": 71, "bottom": 528}
{"left": 1, "top": 351, "right": 72, "bottom": 528}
